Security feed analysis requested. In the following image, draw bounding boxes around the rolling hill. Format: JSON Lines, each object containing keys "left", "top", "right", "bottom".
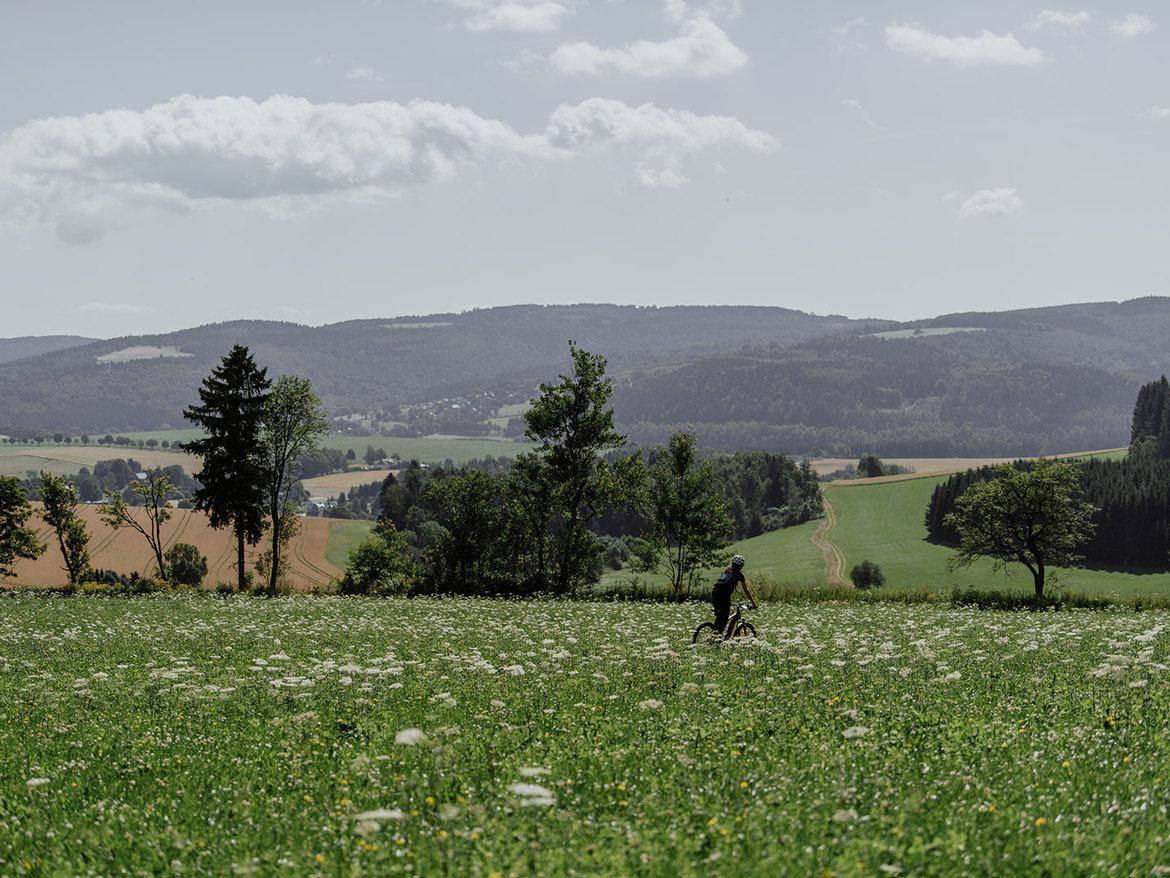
{"left": 3, "top": 298, "right": 1169, "bottom": 458}
{"left": 0, "top": 304, "right": 871, "bottom": 435}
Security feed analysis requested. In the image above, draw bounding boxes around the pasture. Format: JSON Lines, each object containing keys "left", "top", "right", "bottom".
{"left": 2, "top": 595, "right": 1167, "bottom": 876}
{"left": 812, "top": 476, "right": 1170, "bottom": 600}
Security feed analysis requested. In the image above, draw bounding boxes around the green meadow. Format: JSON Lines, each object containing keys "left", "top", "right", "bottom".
{"left": 695, "top": 456, "right": 1168, "bottom": 605}
{"left": 3, "top": 595, "right": 1169, "bottom": 877}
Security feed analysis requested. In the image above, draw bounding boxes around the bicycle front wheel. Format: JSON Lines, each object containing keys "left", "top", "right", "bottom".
{"left": 732, "top": 621, "right": 756, "bottom": 639}
{"left": 692, "top": 622, "right": 720, "bottom": 645}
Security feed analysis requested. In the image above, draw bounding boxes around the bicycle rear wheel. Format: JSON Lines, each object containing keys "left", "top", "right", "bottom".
{"left": 692, "top": 622, "right": 720, "bottom": 644}
{"left": 732, "top": 621, "right": 756, "bottom": 638}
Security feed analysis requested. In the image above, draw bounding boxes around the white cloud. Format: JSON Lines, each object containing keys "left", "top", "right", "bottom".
{"left": 829, "top": 16, "right": 867, "bottom": 51}
{"left": 0, "top": 94, "right": 777, "bottom": 241}
{"left": 347, "top": 67, "right": 384, "bottom": 82}
{"left": 1026, "top": 10, "right": 1090, "bottom": 30}
{"left": 841, "top": 98, "right": 878, "bottom": 129}
{"left": 436, "top": 0, "right": 571, "bottom": 32}
{"left": 1109, "top": 14, "right": 1155, "bottom": 38}
{"left": 886, "top": 24, "right": 1048, "bottom": 66}
{"left": 550, "top": 17, "right": 747, "bottom": 77}
{"left": 1139, "top": 106, "right": 1170, "bottom": 119}
{"left": 663, "top": 0, "right": 741, "bottom": 24}
{"left": 544, "top": 96, "right": 777, "bottom": 154}
{"left": 958, "top": 188, "right": 1024, "bottom": 217}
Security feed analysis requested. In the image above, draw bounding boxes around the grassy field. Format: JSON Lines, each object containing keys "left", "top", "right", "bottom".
{"left": 819, "top": 475, "right": 1170, "bottom": 600}
{"left": 0, "top": 432, "right": 533, "bottom": 479}
{"left": 0, "top": 444, "right": 197, "bottom": 479}
{"left": 326, "top": 520, "right": 376, "bottom": 570}
{"left": 2, "top": 595, "right": 1167, "bottom": 876}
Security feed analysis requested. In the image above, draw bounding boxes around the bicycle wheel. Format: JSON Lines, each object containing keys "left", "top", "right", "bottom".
{"left": 732, "top": 621, "right": 756, "bottom": 639}
{"left": 692, "top": 622, "right": 720, "bottom": 644}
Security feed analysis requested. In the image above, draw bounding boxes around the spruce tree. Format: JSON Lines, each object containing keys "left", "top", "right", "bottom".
{"left": 183, "top": 345, "right": 271, "bottom": 591}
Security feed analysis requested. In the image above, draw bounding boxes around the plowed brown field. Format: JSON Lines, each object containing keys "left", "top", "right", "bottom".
{"left": 4, "top": 504, "right": 342, "bottom": 590}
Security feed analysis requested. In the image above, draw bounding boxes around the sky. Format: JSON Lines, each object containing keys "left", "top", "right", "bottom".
{"left": 1, "top": 1, "right": 1167, "bottom": 339}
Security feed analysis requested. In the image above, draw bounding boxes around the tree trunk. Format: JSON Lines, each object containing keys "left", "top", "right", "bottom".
{"left": 237, "top": 527, "right": 248, "bottom": 591}
{"left": 268, "top": 513, "right": 281, "bottom": 592}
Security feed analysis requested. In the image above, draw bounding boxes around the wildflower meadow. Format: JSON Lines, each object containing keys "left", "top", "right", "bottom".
{"left": 2, "top": 594, "right": 1168, "bottom": 876}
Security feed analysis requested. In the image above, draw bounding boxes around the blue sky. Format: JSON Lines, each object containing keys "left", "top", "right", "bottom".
{"left": 1, "top": 1, "right": 1166, "bottom": 338}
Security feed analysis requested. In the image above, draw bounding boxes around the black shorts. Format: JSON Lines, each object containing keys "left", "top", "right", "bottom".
{"left": 712, "top": 589, "right": 732, "bottom": 631}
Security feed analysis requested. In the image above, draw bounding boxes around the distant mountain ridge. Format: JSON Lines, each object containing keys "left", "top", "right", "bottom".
{"left": 0, "top": 304, "right": 874, "bottom": 434}
{"left": 0, "top": 335, "right": 96, "bottom": 364}
{"left": 2, "top": 299, "right": 1167, "bottom": 458}
{"left": 615, "top": 297, "right": 1170, "bottom": 457}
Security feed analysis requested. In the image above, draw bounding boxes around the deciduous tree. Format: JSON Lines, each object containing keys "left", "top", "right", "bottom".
{"left": 165, "top": 542, "right": 208, "bottom": 587}
{"left": 522, "top": 343, "right": 628, "bottom": 593}
{"left": 0, "top": 476, "right": 44, "bottom": 577}
{"left": 944, "top": 458, "right": 1097, "bottom": 599}
{"left": 183, "top": 345, "right": 271, "bottom": 591}
{"left": 38, "top": 471, "right": 91, "bottom": 583}
{"left": 259, "top": 375, "right": 330, "bottom": 591}
{"left": 631, "top": 430, "right": 733, "bottom": 596}
{"left": 99, "top": 470, "right": 175, "bottom": 581}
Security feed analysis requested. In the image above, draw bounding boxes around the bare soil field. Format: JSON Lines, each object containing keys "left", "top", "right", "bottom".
{"left": 4, "top": 504, "right": 342, "bottom": 591}
{"left": 301, "top": 472, "right": 391, "bottom": 499}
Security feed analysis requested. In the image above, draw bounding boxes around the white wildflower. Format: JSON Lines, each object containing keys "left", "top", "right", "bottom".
{"left": 638, "top": 699, "right": 664, "bottom": 711}
{"left": 509, "top": 782, "right": 555, "bottom": 806}
{"left": 842, "top": 725, "right": 870, "bottom": 739}
{"left": 520, "top": 767, "right": 551, "bottom": 777}
{"left": 395, "top": 728, "right": 427, "bottom": 745}
{"left": 352, "top": 808, "right": 406, "bottom": 821}
{"left": 26, "top": 777, "right": 49, "bottom": 788}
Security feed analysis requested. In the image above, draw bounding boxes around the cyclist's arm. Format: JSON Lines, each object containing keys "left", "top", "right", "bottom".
{"left": 740, "top": 576, "right": 757, "bottom": 608}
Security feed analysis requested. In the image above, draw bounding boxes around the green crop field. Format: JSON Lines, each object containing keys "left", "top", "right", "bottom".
{"left": 3, "top": 595, "right": 1168, "bottom": 876}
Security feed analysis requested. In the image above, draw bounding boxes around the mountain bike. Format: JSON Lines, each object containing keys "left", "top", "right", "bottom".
{"left": 692, "top": 601, "right": 757, "bottom": 644}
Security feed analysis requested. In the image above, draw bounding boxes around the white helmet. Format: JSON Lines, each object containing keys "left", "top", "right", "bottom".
{"left": 731, "top": 554, "right": 745, "bottom": 568}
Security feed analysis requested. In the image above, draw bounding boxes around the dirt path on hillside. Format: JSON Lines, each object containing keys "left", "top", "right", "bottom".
{"left": 812, "top": 496, "right": 851, "bottom": 587}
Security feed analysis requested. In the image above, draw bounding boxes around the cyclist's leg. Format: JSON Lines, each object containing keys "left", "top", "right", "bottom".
{"left": 713, "top": 598, "right": 730, "bottom": 634}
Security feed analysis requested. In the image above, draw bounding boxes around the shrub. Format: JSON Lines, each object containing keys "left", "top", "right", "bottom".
{"left": 339, "top": 536, "right": 413, "bottom": 596}
{"left": 165, "top": 543, "right": 209, "bottom": 587}
{"left": 849, "top": 560, "right": 886, "bottom": 589}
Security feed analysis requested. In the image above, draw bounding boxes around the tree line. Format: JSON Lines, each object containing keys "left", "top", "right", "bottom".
{"left": 925, "top": 376, "right": 1170, "bottom": 571}
{"left": 345, "top": 344, "right": 818, "bottom": 597}
{"left": 2, "top": 342, "right": 822, "bottom": 597}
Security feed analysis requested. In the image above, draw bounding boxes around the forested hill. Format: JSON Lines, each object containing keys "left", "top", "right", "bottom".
{"left": 613, "top": 297, "right": 1170, "bottom": 458}
{"left": 0, "top": 335, "right": 96, "bottom": 364}
{"left": 0, "top": 304, "right": 869, "bottom": 433}
{"left": 5, "top": 298, "right": 1170, "bottom": 457}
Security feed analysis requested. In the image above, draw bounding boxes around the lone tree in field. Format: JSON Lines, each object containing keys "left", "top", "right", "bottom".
{"left": 944, "top": 458, "right": 1097, "bottom": 599}
{"left": 99, "top": 469, "right": 176, "bottom": 582}
{"left": 259, "top": 375, "right": 330, "bottom": 591}
{"left": 38, "top": 471, "right": 91, "bottom": 583}
{"left": 165, "top": 542, "right": 209, "bottom": 587}
{"left": 183, "top": 345, "right": 271, "bottom": 592}
{"left": 0, "top": 476, "right": 44, "bottom": 577}
{"left": 520, "top": 343, "right": 629, "bottom": 593}
{"left": 631, "top": 430, "right": 734, "bottom": 596}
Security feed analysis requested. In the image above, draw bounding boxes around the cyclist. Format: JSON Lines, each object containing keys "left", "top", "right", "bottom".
{"left": 712, "top": 554, "right": 756, "bottom": 635}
